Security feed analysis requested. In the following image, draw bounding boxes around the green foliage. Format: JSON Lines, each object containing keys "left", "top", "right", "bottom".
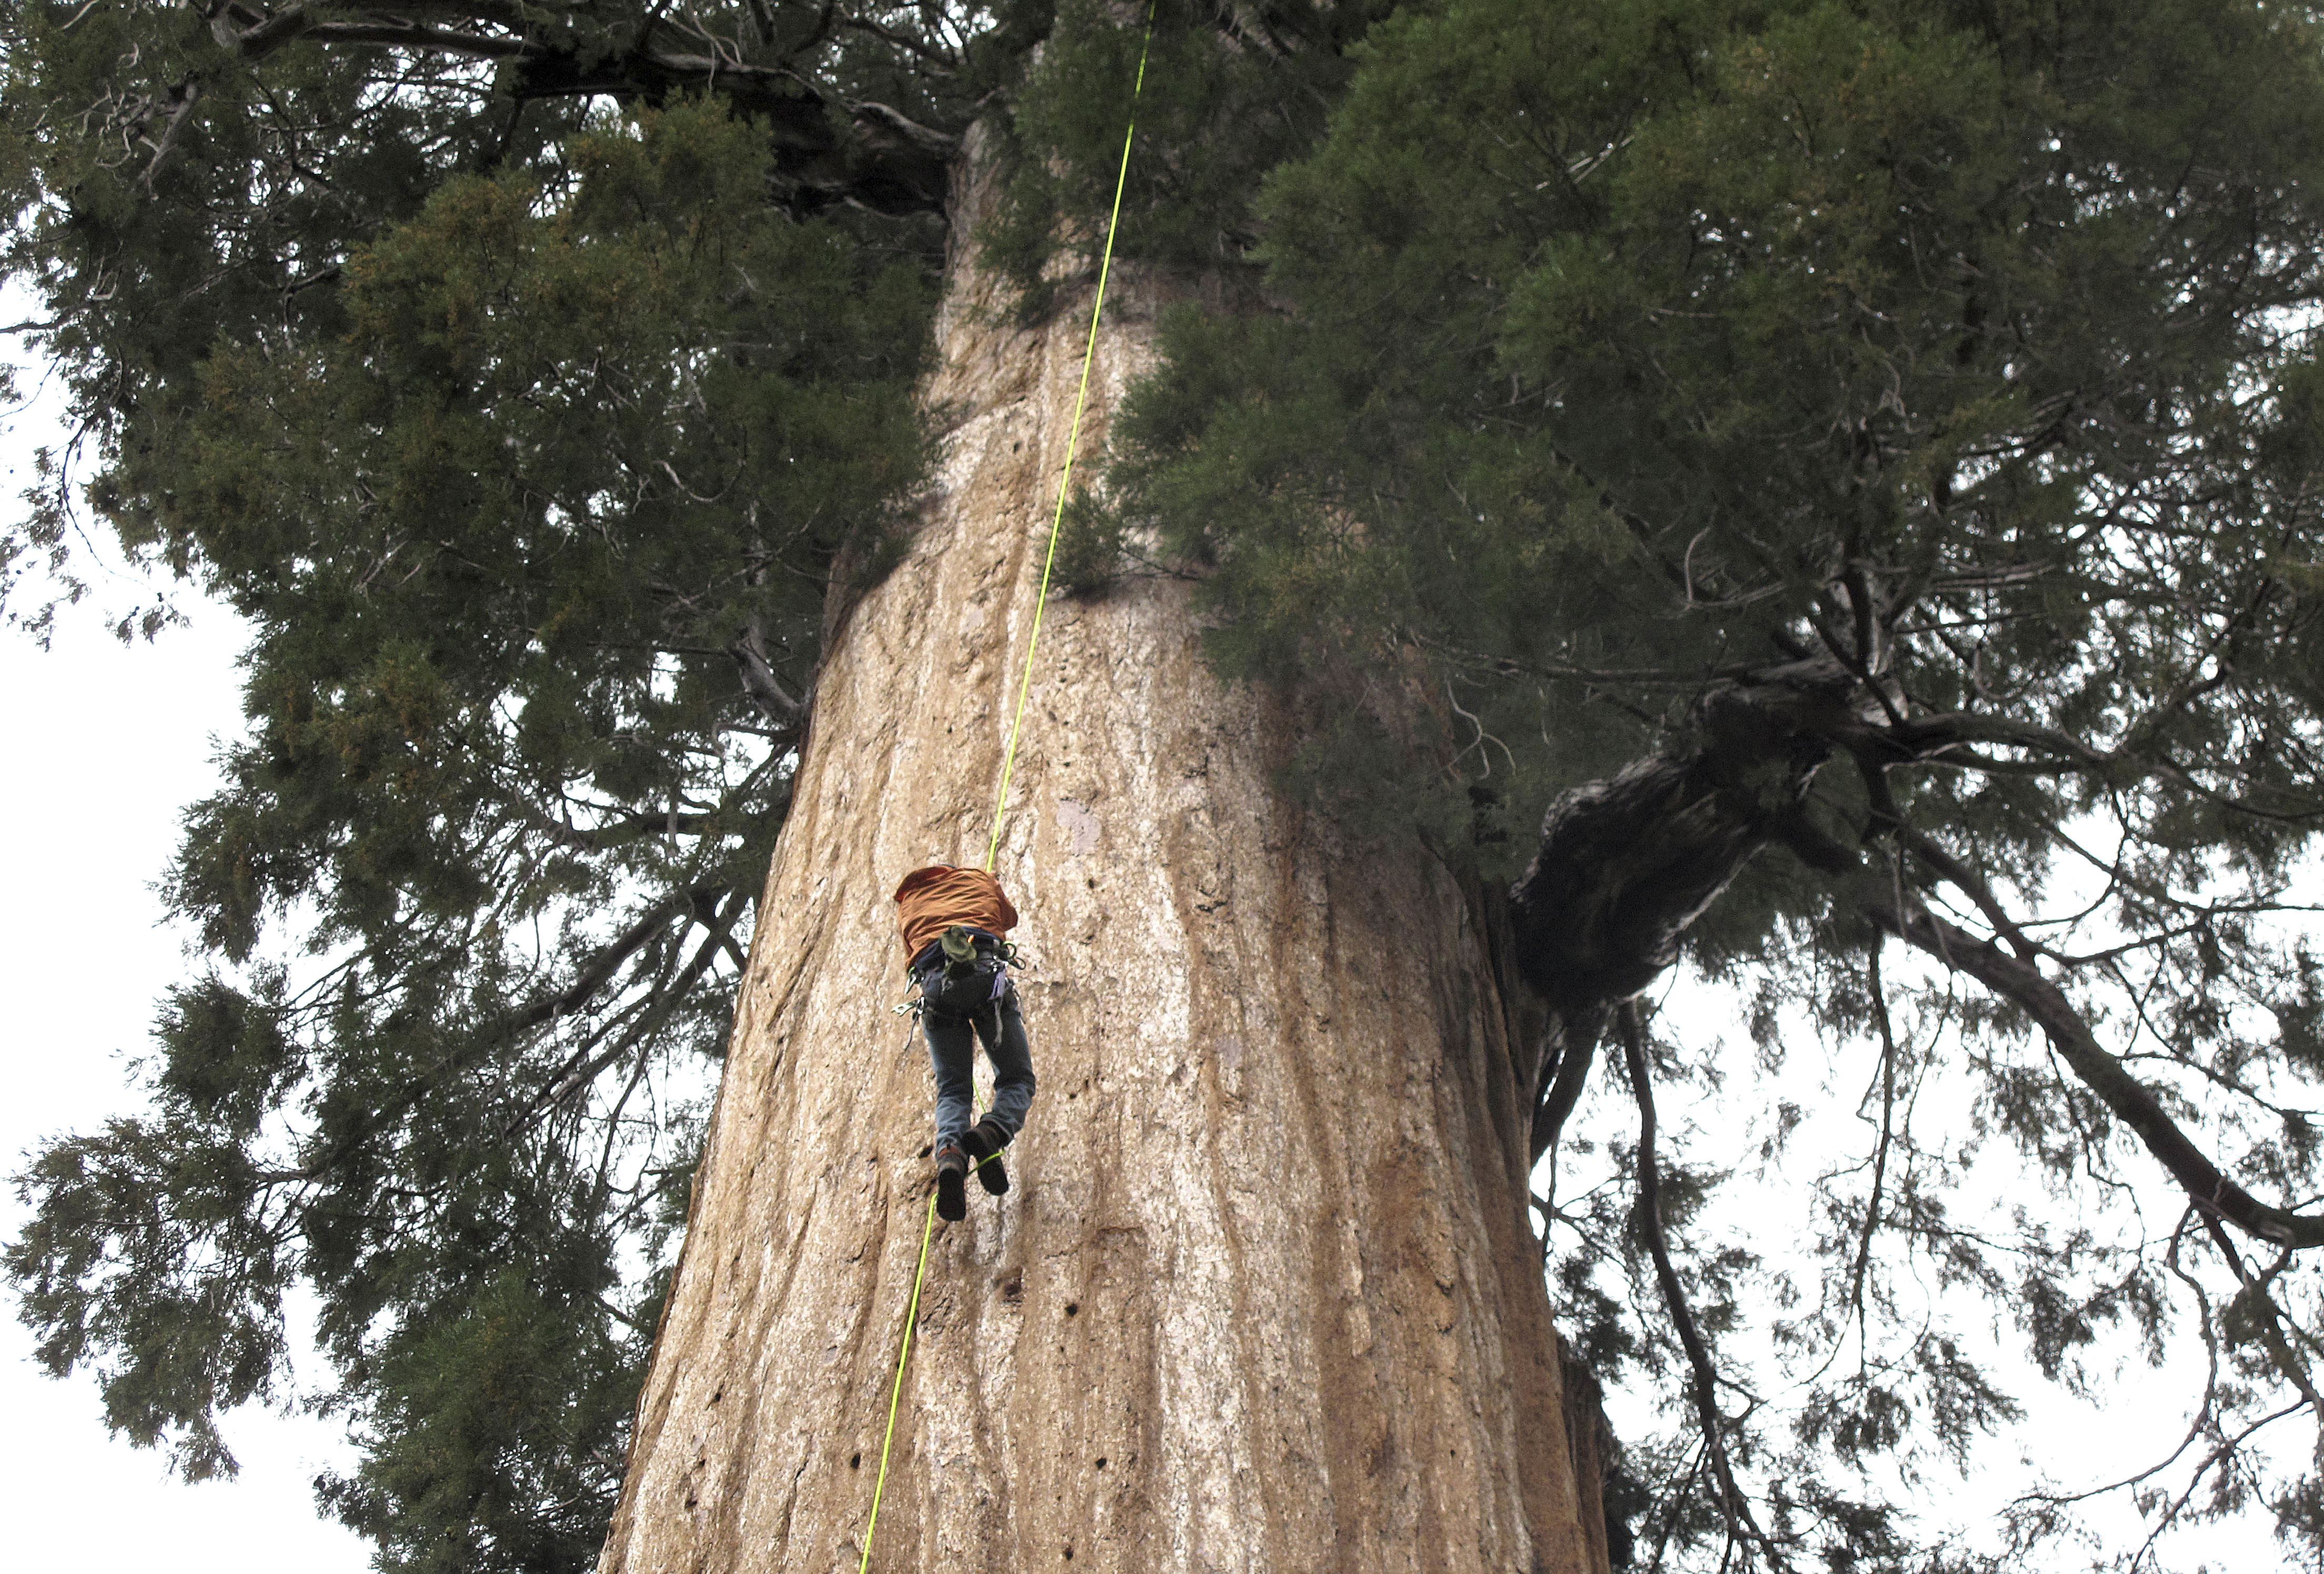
{"left": 985, "top": 0, "right": 1393, "bottom": 295}
{"left": 1050, "top": 486, "right": 1128, "bottom": 595}
{"left": 164, "top": 97, "right": 928, "bottom": 970}
{"left": 8, "top": 1104, "right": 290, "bottom": 1482}
{"left": 1120, "top": 0, "right": 2324, "bottom": 867}
{"left": 1111, "top": 0, "right": 2324, "bottom": 1565}
{"left": 319, "top": 1269, "right": 640, "bottom": 1573}
{"left": 1, "top": 5, "right": 960, "bottom": 1567}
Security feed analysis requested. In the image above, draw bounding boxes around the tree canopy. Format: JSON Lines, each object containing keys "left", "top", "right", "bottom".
{"left": 11, "top": 1, "right": 2324, "bottom": 1571}
{"left": 1103, "top": 0, "right": 2324, "bottom": 1563}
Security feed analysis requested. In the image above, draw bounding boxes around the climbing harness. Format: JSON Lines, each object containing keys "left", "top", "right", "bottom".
{"left": 915, "top": 928, "right": 1024, "bottom": 1024}
{"left": 890, "top": 927, "right": 1025, "bottom": 1024}
{"left": 859, "top": 14, "right": 1158, "bottom": 1566}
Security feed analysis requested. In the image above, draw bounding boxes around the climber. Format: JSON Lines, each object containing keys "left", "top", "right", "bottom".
{"left": 894, "top": 863, "right": 1038, "bottom": 1222}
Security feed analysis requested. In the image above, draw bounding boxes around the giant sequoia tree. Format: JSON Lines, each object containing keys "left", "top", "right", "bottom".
{"left": 11, "top": 2, "right": 2324, "bottom": 1570}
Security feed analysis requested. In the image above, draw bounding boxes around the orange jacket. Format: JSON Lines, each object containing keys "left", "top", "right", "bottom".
{"left": 894, "top": 865, "right": 1019, "bottom": 963}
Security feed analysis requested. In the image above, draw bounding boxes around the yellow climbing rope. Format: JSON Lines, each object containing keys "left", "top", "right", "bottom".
{"left": 857, "top": 1192, "right": 937, "bottom": 1574}
{"left": 860, "top": 11, "right": 1156, "bottom": 1570}
{"left": 983, "top": 8, "right": 1158, "bottom": 875}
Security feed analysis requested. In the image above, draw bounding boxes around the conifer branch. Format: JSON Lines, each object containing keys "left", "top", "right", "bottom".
{"left": 1620, "top": 1002, "right": 1795, "bottom": 1574}
{"left": 187, "top": 1, "right": 963, "bottom": 214}
{"left": 729, "top": 612, "right": 812, "bottom": 730}
{"left": 137, "top": 77, "right": 202, "bottom": 195}
{"left": 1528, "top": 1011, "right": 1600, "bottom": 1169}
{"left": 1849, "top": 941, "right": 1900, "bottom": 1353}
{"left": 527, "top": 887, "right": 748, "bottom": 1124}
{"left": 1864, "top": 890, "right": 2324, "bottom": 1250}
{"left": 1509, "top": 657, "right": 1858, "bottom": 1015}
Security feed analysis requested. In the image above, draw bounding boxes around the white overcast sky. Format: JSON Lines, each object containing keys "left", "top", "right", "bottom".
{"left": 2, "top": 591, "right": 370, "bottom": 1569}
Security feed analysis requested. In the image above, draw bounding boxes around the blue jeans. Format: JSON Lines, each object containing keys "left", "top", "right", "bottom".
{"left": 917, "top": 970, "right": 1037, "bottom": 1151}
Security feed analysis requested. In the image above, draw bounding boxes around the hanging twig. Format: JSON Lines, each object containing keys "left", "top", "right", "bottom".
{"left": 1619, "top": 1001, "right": 1795, "bottom": 1573}
{"left": 1847, "top": 940, "right": 1900, "bottom": 1359}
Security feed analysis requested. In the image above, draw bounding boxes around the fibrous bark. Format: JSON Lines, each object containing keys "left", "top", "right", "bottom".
{"left": 598, "top": 138, "right": 1612, "bottom": 1574}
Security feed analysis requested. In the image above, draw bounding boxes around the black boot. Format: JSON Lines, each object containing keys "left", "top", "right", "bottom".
{"left": 933, "top": 1144, "right": 968, "bottom": 1221}
{"left": 960, "top": 1120, "right": 1010, "bottom": 1197}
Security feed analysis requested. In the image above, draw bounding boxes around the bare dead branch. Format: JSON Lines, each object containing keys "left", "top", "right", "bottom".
{"left": 729, "top": 611, "right": 812, "bottom": 729}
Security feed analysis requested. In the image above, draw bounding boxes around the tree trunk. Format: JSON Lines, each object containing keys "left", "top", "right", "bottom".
{"left": 597, "top": 141, "right": 1612, "bottom": 1574}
